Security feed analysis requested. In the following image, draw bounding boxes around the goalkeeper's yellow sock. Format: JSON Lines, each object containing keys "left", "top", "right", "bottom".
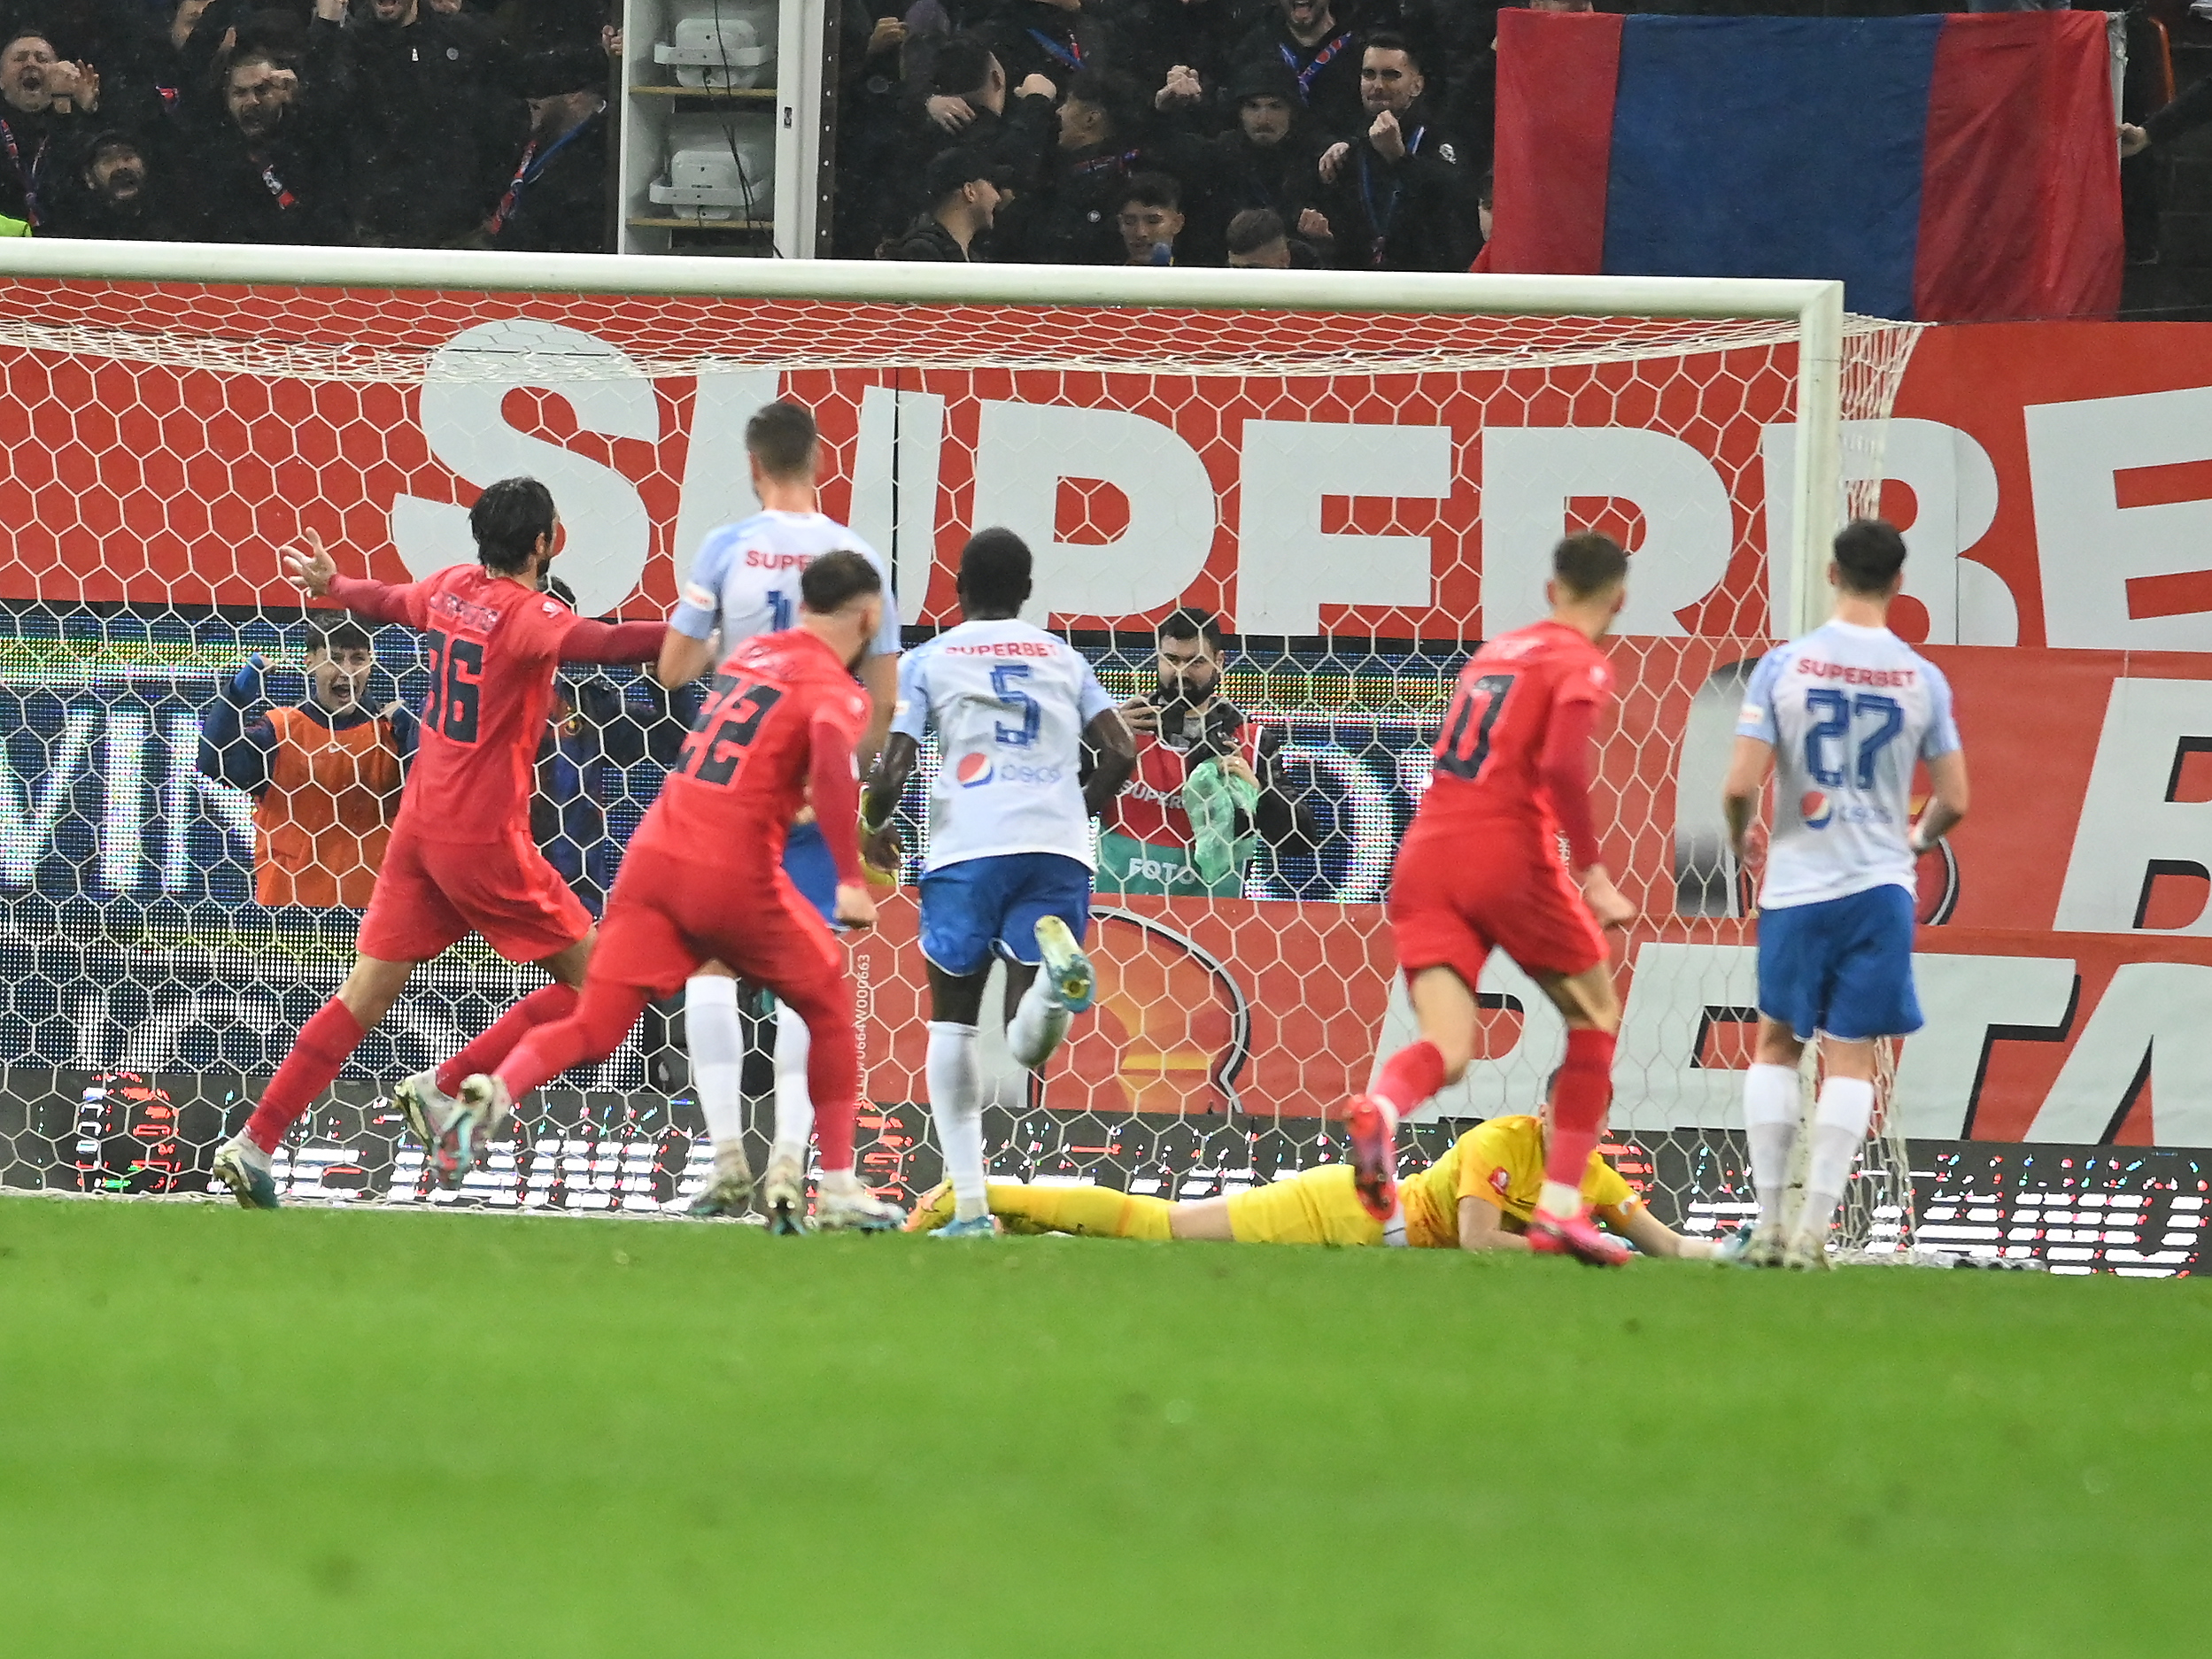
{"left": 988, "top": 1182, "right": 1173, "bottom": 1240}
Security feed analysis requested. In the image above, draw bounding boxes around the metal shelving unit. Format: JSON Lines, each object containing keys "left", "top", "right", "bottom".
{"left": 616, "top": 0, "right": 831, "bottom": 257}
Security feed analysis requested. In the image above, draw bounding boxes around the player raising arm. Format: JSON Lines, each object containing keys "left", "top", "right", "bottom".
{"left": 909, "top": 1072, "right": 1713, "bottom": 1260}
{"left": 459, "top": 551, "right": 906, "bottom": 1234}
{"left": 654, "top": 401, "right": 901, "bottom": 1227}
{"left": 860, "top": 529, "right": 1136, "bottom": 1238}
{"left": 209, "top": 480, "right": 668, "bottom": 1208}
{"left": 1722, "top": 518, "right": 1968, "bottom": 1269}
{"left": 1343, "top": 532, "right": 1638, "bottom": 1266}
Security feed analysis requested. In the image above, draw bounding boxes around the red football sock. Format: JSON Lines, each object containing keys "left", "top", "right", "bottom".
{"left": 496, "top": 980, "right": 648, "bottom": 1100}
{"left": 1543, "top": 1026, "right": 1616, "bottom": 1195}
{"left": 788, "top": 978, "right": 860, "bottom": 1174}
{"left": 1373, "top": 1039, "right": 1446, "bottom": 1121}
{"left": 435, "top": 984, "right": 580, "bottom": 1097}
{"left": 245, "top": 999, "right": 367, "bottom": 1153}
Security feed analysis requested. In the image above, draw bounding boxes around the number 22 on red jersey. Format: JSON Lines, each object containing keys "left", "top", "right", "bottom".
{"left": 673, "top": 671, "right": 787, "bottom": 788}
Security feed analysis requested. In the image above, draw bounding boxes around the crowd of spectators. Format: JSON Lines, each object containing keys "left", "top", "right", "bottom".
{"left": 839, "top": 0, "right": 1520, "bottom": 268}
{"left": 0, "top": 0, "right": 615, "bottom": 251}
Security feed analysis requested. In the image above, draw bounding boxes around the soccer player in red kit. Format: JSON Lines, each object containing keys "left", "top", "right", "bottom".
{"left": 1346, "top": 532, "right": 1639, "bottom": 1266}
{"left": 459, "top": 550, "right": 906, "bottom": 1233}
{"left": 209, "top": 478, "right": 668, "bottom": 1208}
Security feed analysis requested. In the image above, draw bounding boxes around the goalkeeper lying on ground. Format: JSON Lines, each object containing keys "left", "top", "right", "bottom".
{"left": 907, "top": 1080, "right": 1714, "bottom": 1259}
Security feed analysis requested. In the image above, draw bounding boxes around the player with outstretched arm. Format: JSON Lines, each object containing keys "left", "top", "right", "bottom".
{"left": 909, "top": 1071, "right": 1715, "bottom": 1258}
{"left": 457, "top": 552, "right": 906, "bottom": 1234}
{"left": 861, "top": 529, "right": 1136, "bottom": 1238}
{"left": 1721, "top": 518, "right": 1968, "bottom": 1269}
{"left": 654, "top": 401, "right": 902, "bottom": 1229}
{"left": 209, "top": 479, "right": 668, "bottom": 1208}
{"left": 1342, "top": 532, "right": 1639, "bottom": 1266}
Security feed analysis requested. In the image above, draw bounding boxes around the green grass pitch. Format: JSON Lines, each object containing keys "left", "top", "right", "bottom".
{"left": 2, "top": 1197, "right": 2206, "bottom": 1658}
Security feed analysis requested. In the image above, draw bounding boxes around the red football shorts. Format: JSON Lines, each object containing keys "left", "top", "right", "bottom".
{"left": 358, "top": 826, "right": 592, "bottom": 966}
{"left": 1387, "top": 820, "right": 1606, "bottom": 987}
{"left": 587, "top": 845, "right": 847, "bottom": 1007}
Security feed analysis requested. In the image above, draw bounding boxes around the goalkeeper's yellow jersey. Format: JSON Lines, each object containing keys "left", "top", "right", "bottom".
{"left": 1399, "top": 1115, "right": 1640, "bottom": 1249}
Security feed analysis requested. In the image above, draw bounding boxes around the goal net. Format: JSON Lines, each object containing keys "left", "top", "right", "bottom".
{"left": 0, "top": 248, "right": 1924, "bottom": 1257}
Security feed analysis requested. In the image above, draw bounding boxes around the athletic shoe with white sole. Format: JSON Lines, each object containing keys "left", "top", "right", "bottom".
{"left": 1033, "top": 914, "right": 1095, "bottom": 1015}
{"left": 391, "top": 1069, "right": 456, "bottom": 1148}
{"left": 903, "top": 1180, "right": 955, "bottom": 1234}
{"left": 1782, "top": 1230, "right": 1833, "bottom": 1271}
{"left": 687, "top": 1157, "right": 758, "bottom": 1219}
{"left": 932, "top": 1212, "right": 1000, "bottom": 1239}
{"left": 1528, "top": 1206, "right": 1632, "bottom": 1267}
{"left": 813, "top": 1181, "right": 907, "bottom": 1233}
{"left": 438, "top": 1074, "right": 510, "bottom": 1192}
{"left": 760, "top": 1152, "right": 808, "bottom": 1235}
{"left": 210, "top": 1134, "right": 279, "bottom": 1210}
{"left": 1738, "top": 1219, "right": 1787, "bottom": 1269}
{"left": 1344, "top": 1093, "right": 1397, "bottom": 1222}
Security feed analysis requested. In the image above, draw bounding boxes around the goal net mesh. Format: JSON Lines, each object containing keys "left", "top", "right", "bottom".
{"left": 0, "top": 272, "right": 1925, "bottom": 1257}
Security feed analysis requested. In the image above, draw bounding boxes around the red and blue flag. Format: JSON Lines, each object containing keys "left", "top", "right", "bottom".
{"left": 1485, "top": 12, "right": 2122, "bottom": 321}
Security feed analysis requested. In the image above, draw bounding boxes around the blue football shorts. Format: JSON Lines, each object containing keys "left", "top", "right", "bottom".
{"left": 1756, "top": 883, "right": 1922, "bottom": 1043}
{"left": 918, "top": 852, "right": 1093, "bottom": 978}
{"left": 782, "top": 819, "right": 839, "bottom": 926}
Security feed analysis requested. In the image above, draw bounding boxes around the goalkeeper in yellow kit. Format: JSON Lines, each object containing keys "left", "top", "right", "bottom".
{"left": 907, "top": 1081, "right": 1714, "bottom": 1259}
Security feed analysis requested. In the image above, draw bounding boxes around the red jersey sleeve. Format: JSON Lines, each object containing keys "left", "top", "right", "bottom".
{"left": 326, "top": 573, "right": 425, "bottom": 628}
{"left": 561, "top": 619, "right": 668, "bottom": 665}
{"left": 1537, "top": 696, "right": 1602, "bottom": 870}
{"left": 807, "top": 703, "right": 867, "bottom": 888}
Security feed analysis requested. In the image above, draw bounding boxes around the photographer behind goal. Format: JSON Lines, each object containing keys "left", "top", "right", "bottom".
{"left": 1091, "top": 608, "right": 1320, "bottom": 899}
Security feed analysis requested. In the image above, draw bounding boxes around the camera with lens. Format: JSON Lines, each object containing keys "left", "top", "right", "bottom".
{"left": 1157, "top": 691, "right": 1244, "bottom": 762}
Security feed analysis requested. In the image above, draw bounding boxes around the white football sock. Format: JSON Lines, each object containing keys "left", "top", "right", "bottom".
{"left": 1006, "top": 972, "right": 1072, "bottom": 1070}
{"left": 770, "top": 1001, "right": 815, "bottom": 1169}
{"left": 1741, "top": 1061, "right": 1800, "bottom": 1230}
{"left": 925, "top": 1021, "right": 987, "bottom": 1222}
{"left": 1535, "top": 1179, "right": 1582, "bottom": 1223}
{"left": 223, "top": 1130, "right": 272, "bottom": 1174}
{"left": 685, "top": 976, "right": 745, "bottom": 1155}
{"left": 1801, "top": 1076, "right": 1876, "bottom": 1242}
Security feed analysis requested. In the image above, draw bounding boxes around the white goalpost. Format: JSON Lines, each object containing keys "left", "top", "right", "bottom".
{"left": 0, "top": 241, "right": 1922, "bottom": 1254}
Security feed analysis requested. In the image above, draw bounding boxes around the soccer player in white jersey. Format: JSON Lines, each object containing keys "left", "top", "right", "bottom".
{"left": 653, "top": 400, "right": 902, "bottom": 1227}
{"left": 860, "top": 529, "right": 1136, "bottom": 1238}
{"left": 1722, "top": 519, "right": 1970, "bottom": 1269}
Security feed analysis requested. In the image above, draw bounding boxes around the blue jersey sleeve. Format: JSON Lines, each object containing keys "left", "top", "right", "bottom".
{"left": 1919, "top": 659, "right": 1962, "bottom": 760}
{"left": 1735, "top": 649, "right": 1787, "bottom": 745}
{"left": 1077, "top": 661, "right": 1115, "bottom": 726}
{"left": 890, "top": 649, "right": 932, "bottom": 742}
{"left": 671, "top": 529, "right": 736, "bottom": 641}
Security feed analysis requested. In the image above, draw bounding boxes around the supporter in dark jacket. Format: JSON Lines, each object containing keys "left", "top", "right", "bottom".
{"left": 1176, "top": 58, "right": 1326, "bottom": 261}
{"left": 883, "top": 145, "right": 1008, "bottom": 258}
{"left": 1305, "top": 34, "right": 1473, "bottom": 271}
{"left": 306, "top": 0, "right": 523, "bottom": 246}
{"left": 189, "top": 44, "right": 347, "bottom": 244}
{"left": 486, "top": 45, "right": 610, "bottom": 252}
{"left": 1005, "top": 68, "right": 1145, "bottom": 264}
{"left": 43, "top": 127, "right": 190, "bottom": 237}
{"left": 1232, "top": 0, "right": 1365, "bottom": 143}
{"left": 0, "top": 27, "right": 99, "bottom": 228}
{"left": 914, "top": 33, "right": 1056, "bottom": 197}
